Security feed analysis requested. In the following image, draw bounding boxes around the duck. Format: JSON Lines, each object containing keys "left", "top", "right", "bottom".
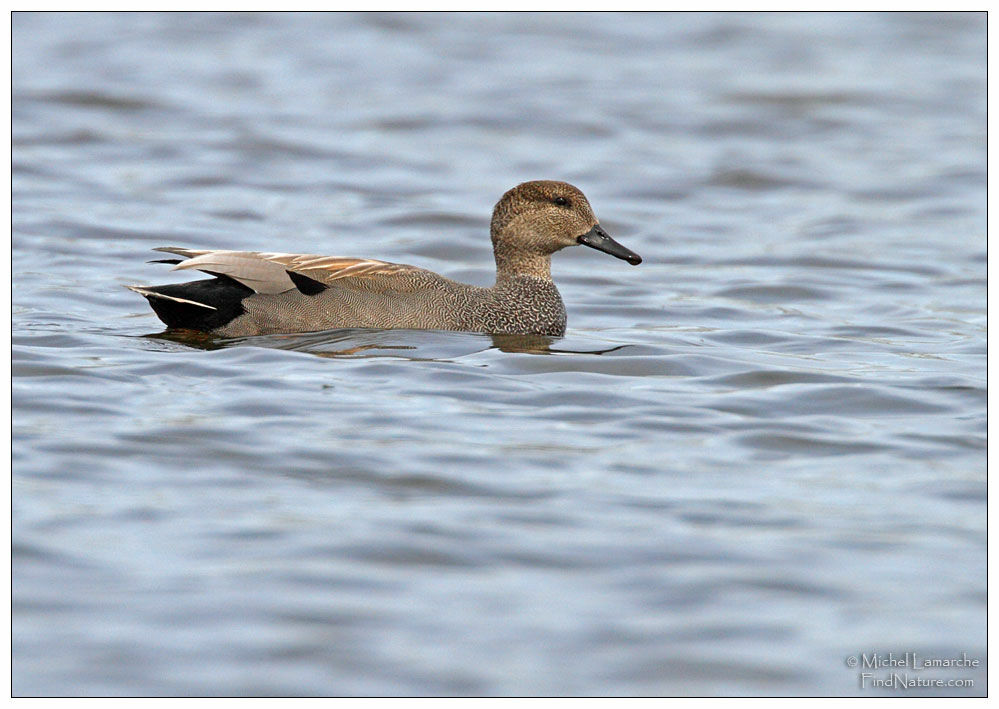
{"left": 127, "top": 180, "right": 641, "bottom": 337}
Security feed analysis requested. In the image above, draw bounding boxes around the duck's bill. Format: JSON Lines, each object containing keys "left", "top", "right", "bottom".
{"left": 577, "top": 225, "right": 642, "bottom": 265}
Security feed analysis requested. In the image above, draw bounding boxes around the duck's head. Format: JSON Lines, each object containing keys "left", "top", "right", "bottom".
{"left": 490, "top": 180, "right": 642, "bottom": 266}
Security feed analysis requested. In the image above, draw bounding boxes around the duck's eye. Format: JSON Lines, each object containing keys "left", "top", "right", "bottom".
{"left": 553, "top": 196, "right": 571, "bottom": 208}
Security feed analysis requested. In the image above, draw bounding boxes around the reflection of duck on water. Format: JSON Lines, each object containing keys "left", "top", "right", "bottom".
{"left": 145, "top": 328, "right": 630, "bottom": 358}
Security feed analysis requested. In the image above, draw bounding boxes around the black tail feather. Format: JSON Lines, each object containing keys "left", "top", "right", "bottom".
{"left": 135, "top": 276, "right": 253, "bottom": 332}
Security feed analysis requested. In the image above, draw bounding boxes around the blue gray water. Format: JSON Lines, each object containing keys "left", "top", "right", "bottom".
{"left": 12, "top": 12, "right": 986, "bottom": 697}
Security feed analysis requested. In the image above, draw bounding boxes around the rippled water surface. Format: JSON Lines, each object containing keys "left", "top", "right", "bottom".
{"left": 12, "top": 12, "right": 986, "bottom": 697}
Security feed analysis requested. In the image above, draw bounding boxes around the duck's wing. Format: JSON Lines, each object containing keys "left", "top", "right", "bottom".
{"left": 154, "top": 247, "right": 427, "bottom": 295}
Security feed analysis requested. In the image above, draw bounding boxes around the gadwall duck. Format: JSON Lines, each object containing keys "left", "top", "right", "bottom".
{"left": 127, "top": 180, "right": 641, "bottom": 337}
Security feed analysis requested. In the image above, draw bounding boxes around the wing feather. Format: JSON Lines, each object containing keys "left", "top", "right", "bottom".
{"left": 151, "top": 248, "right": 426, "bottom": 294}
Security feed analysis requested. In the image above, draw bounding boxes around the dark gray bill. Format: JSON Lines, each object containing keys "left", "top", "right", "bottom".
{"left": 576, "top": 224, "right": 642, "bottom": 265}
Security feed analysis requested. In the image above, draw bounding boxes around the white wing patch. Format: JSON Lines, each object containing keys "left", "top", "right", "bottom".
{"left": 125, "top": 285, "right": 217, "bottom": 310}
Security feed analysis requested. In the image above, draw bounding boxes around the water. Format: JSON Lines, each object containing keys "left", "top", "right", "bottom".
{"left": 12, "top": 12, "right": 986, "bottom": 697}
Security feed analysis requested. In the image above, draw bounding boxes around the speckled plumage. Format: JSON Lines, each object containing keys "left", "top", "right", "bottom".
{"left": 127, "top": 180, "right": 641, "bottom": 337}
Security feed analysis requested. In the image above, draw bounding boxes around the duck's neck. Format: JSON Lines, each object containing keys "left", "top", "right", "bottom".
{"left": 493, "top": 248, "right": 553, "bottom": 282}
